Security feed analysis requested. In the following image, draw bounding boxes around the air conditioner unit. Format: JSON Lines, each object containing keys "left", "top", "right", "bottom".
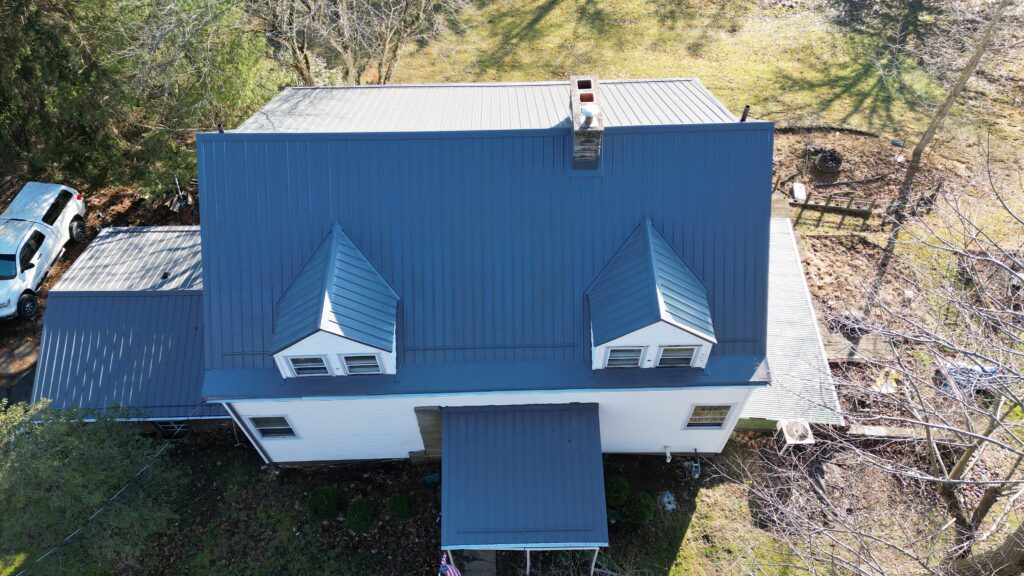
{"left": 777, "top": 419, "right": 815, "bottom": 451}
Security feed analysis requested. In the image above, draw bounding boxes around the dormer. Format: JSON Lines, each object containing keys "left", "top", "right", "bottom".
{"left": 587, "top": 219, "right": 716, "bottom": 370}
{"left": 271, "top": 224, "right": 399, "bottom": 378}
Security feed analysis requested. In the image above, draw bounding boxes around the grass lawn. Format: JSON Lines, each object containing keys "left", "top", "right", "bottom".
{"left": 396, "top": 0, "right": 940, "bottom": 138}
{"left": 125, "top": 432, "right": 791, "bottom": 576}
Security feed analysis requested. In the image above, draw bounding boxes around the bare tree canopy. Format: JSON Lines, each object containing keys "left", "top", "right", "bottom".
{"left": 246, "top": 0, "right": 469, "bottom": 85}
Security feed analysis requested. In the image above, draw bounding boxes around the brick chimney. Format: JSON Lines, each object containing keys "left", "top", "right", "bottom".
{"left": 570, "top": 75, "right": 603, "bottom": 170}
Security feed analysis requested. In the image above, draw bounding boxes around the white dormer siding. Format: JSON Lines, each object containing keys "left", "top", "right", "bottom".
{"left": 273, "top": 330, "right": 396, "bottom": 378}
{"left": 591, "top": 321, "right": 713, "bottom": 371}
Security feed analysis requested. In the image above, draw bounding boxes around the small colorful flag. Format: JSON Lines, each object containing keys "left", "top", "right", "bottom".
{"left": 438, "top": 551, "right": 461, "bottom": 576}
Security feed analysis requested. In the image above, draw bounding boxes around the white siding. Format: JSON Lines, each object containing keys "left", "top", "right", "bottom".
{"left": 227, "top": 386, "right": 754, "bottom": 463}
{"left": 592, "top": 321, "right": 713, "bottom": 370}
{"left": 273, "top": 330, "right": 397, "bottom": 377}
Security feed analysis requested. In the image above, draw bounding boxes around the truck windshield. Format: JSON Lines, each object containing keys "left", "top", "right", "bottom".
{"left": 0, "top": 254, "right": 15, "bottom": 280}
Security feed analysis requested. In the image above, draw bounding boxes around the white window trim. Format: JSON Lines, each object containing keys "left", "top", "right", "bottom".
{"left": 604, "top": 346, "right": 647, "bottom": 369}
{"left": 655, "top": 345, "right": 698, "bottom": 368}
{"left": 683, "top": 404, "right": 735, "bottom": 430}
{"left": 285, "top": 355, "right": 331, "bottom": 378}
{"left": 339, "top": 353, "right": 384, "bottom": 376}
{"left": 248, "top": 415, "right": 300, "bottom": 440}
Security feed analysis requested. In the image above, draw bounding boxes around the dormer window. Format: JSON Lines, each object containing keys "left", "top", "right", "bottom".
{"left": 606, "top": 347, "right": 644, "bottom": 368}
{"left": 288, "top": 356, "right": 330, "bottom": 377}
{"left": 588, "top": 219, "right": 717, "bottom": 371}
{"left": 342, "top": 354, "right": 383, "bottom": 375}
{"left": 657, "top": 346, "right": 696, "bottom": 368}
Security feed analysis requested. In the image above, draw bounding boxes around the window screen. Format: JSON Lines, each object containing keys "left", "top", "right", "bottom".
{"left": 288, "top": 356, "right": 330, "bottom": 377}
{"left": 343, "top": 354, "right": 382, "bottom": 375}
{"left": 686, "top": 405, "right": 731, "bottom": 428}
{"left": 606, "top": 347, "right": 644, "bottom": 368}
{"left": 249, "top": 416, "right": 295, "bottom": 438}
{"left": 658, "top": 346, "right": 696, "bottom": 368}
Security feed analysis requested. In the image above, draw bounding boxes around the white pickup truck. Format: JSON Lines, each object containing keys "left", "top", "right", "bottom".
{"left": 0, "top": 182, "right": 87, "bottom": 320}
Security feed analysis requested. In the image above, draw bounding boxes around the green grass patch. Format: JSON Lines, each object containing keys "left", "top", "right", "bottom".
{"left": 396, "top": 0, "right": 940, "bottom": 137}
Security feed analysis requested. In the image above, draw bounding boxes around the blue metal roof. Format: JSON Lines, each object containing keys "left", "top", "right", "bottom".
{"left": 33, "top": 227, "right": 222, "bottom": 420}
{"left": 33, "top": 292, "right": 224, "bottom": 420}
{"left": 198, "top": 80, "right": 774, "bottom": 397}
{"left": 272, "top": 223, "right": 398, "bottom": 352}
{"left": 588, "top": 219, "right": 716, "bottom": 346}
{"left": 441, "top": 403, "right": 608, "bottom": 550}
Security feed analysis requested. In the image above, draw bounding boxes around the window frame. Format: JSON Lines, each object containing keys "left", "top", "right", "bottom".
{"left": 248, "top": 415, "right": 298, "bottom": 439}
{"left": 286, "top": 355, "right": 331, "bottom": 378}
{"left": 656, "top": 346, "right": 698, "bottom": 368}
{"left": 19, "top": 231, "right": 44, "bottom": 271}
{"left": 42, "top": 190, "right": 73, "bottom": 226}
{"left": 684, "top": 404, "right": 734, "bottom": 429}
{"left": 340, "top": 353, "right": 383, "bottom": 375}
{"left": 604, "top": 346, "right": 646, "bottom": 369}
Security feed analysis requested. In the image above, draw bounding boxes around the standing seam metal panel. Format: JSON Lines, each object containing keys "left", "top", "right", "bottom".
{"left": 198, "top": 125, "right": 773, "bottom": 372}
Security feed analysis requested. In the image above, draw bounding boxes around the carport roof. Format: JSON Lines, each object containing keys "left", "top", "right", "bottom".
{"left": 441, "top": 403, "right": 608, "bottom": 550}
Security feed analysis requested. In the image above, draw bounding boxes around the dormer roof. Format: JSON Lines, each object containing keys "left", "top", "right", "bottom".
{"left": 588, "top": 219, "right": 716, "bottom": 346}
{"left": 272, "top": 223, "right": 399, "bottom": 353}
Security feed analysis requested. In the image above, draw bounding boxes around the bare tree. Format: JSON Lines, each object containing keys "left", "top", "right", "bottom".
{"left": 246, "top": 0, "right": 467, "bottom": 85}
{"left": 864, "top": 0, "right": 1019, "bottom": 315}
{"left": 726, "top": 149, "right": 1024, "bottom": 575}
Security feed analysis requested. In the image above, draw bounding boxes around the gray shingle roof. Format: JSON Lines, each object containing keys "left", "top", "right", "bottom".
{"left": 234, "top": 79, "right": 736, "bottom": 133}
{"left": 55, "top": 227, "right": 202, "bottom": 292}
{"left": 441, "top": 403, "right": 608, "bottom": 550}
{"left": 588, "top": 219, "right": 716, "bottom": 346}
{"left": 272, "top": 223, "right": 399, "bottom": 352}
{"left": 742, "top": 218, "right": 843, "bottom": 425}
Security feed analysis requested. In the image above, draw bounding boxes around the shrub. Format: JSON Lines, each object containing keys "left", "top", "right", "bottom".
{"left": 626, "top": 491, "right": 656, "bottom": 525}
{"left": 387, "top": 494, "right": 414, "bottom": 522}
{"left": 308, "top": 485, "right": 345, "bottom": 521}
{"left": 605, "top": 475, "right": 631, "bottom": 509}
{"left": 347, "top": 499, "right": 378, "bottom": 533}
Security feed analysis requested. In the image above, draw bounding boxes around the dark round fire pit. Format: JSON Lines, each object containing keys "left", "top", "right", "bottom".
{"left": 808, "top": 146, "right": 843, "bottom": 174}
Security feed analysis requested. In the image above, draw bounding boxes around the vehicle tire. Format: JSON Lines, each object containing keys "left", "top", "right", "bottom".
{"left": 17, "top": 292, "right": 39, "bottom": 320}
{"left": 69, "top": 218, "right": 86, "bottom": 243}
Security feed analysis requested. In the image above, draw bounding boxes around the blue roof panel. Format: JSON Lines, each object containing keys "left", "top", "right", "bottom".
{"left": 272, "top": 223, "right": 398, "bottom": 352}
{"left": 588, "top": 219, "right": 715, "bottom": 345}
{"left": 441, "top": 403, "right": 608, "bottom": 550}
{"left": 33, "top": 292, "right": 224, "bottom": 420}
{"left": 198, "top": 103, "right": 774, "bottom": 390}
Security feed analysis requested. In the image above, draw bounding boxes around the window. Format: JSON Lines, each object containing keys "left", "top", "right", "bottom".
{"left": 0, "top": 254, "right": 15, "bottom": 280}
{"left": 287, "top": 356, "right": 330, "bottom": 377}
{"left": 249, "top": 416, "right": 296, "bottom": 438}
{"left": 657, "top": 346, "right": 696, "bottom": 368}
{"left": 42, "top": 191, "right": 72, "bottom": 226}
{"left": 19, "top": 231, "right": 44, "bottom": 270}
{"left": 606, "top": 347, "right": 644, "bottom": 368}
{"left": 342, "top": 354, "right": 382, "bottom": 375}
{"left": 685, "top": 405, "right": 732, "bottom": 428}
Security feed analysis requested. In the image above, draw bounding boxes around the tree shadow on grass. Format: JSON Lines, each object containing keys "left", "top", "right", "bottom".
{"left": 772, "top": 46, "right": 929, "bottom": 131}
{"left": 473, "top": 0, "right": 564, "bottom": 77}
{"left": 652, "top": 0, "right": 754, "bottom": 56}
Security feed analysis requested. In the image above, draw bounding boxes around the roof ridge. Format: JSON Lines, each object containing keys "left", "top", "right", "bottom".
{"left": 281, "top": 78, "right": 702, "bottom": 91}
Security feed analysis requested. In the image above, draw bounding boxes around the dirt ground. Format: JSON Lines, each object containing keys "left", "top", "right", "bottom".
{"left": 0, "top": 179, "right": 196, "bottom": 390}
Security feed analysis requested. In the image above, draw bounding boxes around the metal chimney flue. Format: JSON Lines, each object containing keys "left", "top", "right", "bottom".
{"left": 570, "top": 75, "right": 604, "bottom": 170}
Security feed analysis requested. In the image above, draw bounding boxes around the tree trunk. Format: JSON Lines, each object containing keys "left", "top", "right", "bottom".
{"left": 949, "top": 522, "right": 1024, "bottom": 576}
{"left": 863, "top": 0, "right": 1014, "bottom": 316}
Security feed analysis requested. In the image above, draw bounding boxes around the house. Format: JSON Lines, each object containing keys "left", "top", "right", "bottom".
{"left": 33, "top": 76, "right": 843, "bottom": 555}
